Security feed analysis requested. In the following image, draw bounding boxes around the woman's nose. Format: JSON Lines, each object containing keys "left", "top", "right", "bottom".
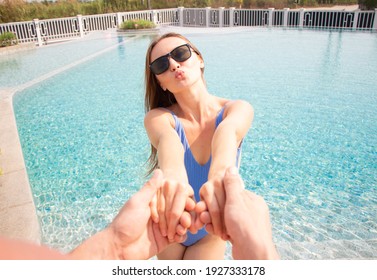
{"left": 168, "top": 56, "right": 180, "bottom": 71}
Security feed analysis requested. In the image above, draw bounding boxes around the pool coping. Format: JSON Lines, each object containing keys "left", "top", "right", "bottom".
{"left": 0, "top": 43, "right": 36, "bottom": 57}
{"left": 0, "top": 87, "right": 41, "bottom": 243}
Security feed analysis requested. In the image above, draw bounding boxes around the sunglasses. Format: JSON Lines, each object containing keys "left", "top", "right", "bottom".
{"left": 149, "top": 44, "right": 193, "bottom": 75}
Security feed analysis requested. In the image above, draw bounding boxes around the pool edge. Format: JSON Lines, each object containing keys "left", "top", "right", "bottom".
{"left": 0, "top": 88, "right": 41, "bottom": 244}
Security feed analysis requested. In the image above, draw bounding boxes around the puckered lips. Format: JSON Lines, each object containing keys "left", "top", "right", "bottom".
{"left": 175, "top": 70, "right": 185, "bottom": 79}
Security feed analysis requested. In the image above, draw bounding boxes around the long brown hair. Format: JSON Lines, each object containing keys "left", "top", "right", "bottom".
{"left": 144, "top": 33, "right": 205, "bottom": 175}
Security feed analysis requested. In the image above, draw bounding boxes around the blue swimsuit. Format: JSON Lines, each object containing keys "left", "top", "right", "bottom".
{"left": 171, "top": 106, "right": 242, "bottom": 246}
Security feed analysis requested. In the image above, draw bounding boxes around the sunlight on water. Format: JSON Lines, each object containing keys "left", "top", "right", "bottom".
{"left": 7, "top": 28, "right": 377, "bottom": 259}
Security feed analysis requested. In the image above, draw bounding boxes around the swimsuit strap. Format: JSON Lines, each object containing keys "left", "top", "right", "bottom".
{"left": 215, "top": 106, "right": 226, "bottom": 127}
{"left": 170, "top": 113, "right": 189, "bottom": 149}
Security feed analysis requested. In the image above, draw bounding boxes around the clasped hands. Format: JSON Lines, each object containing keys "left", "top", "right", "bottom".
{"left": 149, "top": 172, "right": 231, "bottom": 244}
{"left": 106, "top": 166, "right": 277, "bottom": 260}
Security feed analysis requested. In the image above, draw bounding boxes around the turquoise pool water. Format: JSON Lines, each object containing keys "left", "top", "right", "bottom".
{"left": 4, "top": 28, "right": 377, "bottom": 259}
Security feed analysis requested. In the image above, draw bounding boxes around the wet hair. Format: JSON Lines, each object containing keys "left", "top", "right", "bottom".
{"left": 144, "top": 32, "right": 205, "bottom": 175}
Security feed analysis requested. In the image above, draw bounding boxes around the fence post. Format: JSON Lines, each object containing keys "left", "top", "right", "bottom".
{"left": 373, "top": 9, "right": 377, "bottom": 31}
{"left": 116, "top": 12, "right": 123, "bottom": 29}
{"left": 206, "top": 7, "right": 211, "bottom": 28}
{"left": 33, "top": 19, "right": 43, "bottom": 47}
{"left": 229, "top": 7, "right": 235, "bottom": 27}
{"left": 219, "top": 7, "right": 225, "bottom": 28}
{"left": 178, "top": 7, "right": 184, "bottom": 27}
{"left": 151, "top": 10, "right": 158, "bottom": 25}
{"left": 352, "top": 9, "right": 359, "bottom": 30}
{"left": 77, "top": 14, "right": 84, "bottom": 37}
{"left": 268, "top": 8, "right": 274, "bottom": 27}
{"left": 283, "top": 8, "right": 289, "bottom": 27}
{"left": 299, "top": 8, "right": 305, "bottom": 28}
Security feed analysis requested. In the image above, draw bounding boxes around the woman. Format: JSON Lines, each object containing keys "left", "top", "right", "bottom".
{"left": 144, "top": 32, "right": 254, "bottom": 259}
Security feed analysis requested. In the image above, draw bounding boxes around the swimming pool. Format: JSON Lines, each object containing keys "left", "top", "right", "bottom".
{"left": 5, "top": 27, "right": 377, "bottom": 259}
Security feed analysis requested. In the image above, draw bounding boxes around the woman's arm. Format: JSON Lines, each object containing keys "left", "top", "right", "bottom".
{"left": 210, "top": 100, "right": 254, "bottom": 177}
{"left": 144, "top": 109, "right": 188, "bottom": 182}
{"left": 144, "top": 109, "right": 195, "bottom": 241}
{"left": 199, "top": 100, "right": 254, "bottom": 238}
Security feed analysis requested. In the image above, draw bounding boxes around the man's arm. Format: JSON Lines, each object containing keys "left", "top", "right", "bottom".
{"left": 69, "top": 169, "right": 172, "bottom": 260}
{"left": 0, "top": 170, "right": 178, "bottom": 260}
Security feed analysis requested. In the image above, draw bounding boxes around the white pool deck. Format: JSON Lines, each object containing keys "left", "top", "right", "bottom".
{"left": 0, "top": 86, "right": 41, "bottom": 243}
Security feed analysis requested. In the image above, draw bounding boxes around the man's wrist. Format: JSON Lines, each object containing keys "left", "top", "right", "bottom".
{"left": 208, "top": 167, "right": 228, "bottom": 180}
{"left": 68, "top": 227, "right": 119, "bottom": 260}
{"left": 231, "top": 230, "right": 279, "bottom": 260}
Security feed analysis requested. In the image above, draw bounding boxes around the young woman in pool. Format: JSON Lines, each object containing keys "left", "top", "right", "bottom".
{"left": 144, "top": 32, "right": 254, "bottom": 259}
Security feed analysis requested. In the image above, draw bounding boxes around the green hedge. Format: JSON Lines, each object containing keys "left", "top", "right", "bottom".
{"left": 0, "top": 32, "right": 18, "bottom": 47}
{"left": 119, "top": 19, "right": 156, "bottom": 30}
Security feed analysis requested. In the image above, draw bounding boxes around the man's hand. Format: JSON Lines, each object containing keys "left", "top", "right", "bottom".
{"left": 197, "top": 167, "right": 280, "bottom": 260}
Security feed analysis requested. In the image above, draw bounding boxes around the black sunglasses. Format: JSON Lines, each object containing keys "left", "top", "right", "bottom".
{"left": 149, "top": 44, "right": 193, "bottom": 75}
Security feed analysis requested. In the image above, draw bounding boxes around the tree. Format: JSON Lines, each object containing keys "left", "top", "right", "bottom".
{"left": 358, "top": 0, "right": 377, "bottom": 9}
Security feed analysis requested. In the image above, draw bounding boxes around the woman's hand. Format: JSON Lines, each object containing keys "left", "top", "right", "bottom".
{"left": 150, "top": 178, "right": 196, "bottom": 242}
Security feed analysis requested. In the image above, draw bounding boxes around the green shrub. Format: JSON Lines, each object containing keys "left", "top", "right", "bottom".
{"left": 0, "top": 32, "right": 18, "bottom": 47}
{"left": 119, "top": 19, "right": 156, "bottom": 30}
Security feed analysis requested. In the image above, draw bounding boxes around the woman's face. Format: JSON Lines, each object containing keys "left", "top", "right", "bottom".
{"left": 150, "top": 37, "right": 204, "bottom": 94}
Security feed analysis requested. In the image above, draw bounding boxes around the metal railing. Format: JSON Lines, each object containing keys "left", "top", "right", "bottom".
{"left": 1, "top": 7, "right": 376, "bottom": 46}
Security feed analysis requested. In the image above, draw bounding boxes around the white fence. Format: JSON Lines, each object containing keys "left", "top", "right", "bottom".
{"left": 1, "top": 7, "right": 376, "bottom": 46}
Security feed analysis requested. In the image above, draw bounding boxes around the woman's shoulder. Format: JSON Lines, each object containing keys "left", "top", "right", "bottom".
{"left": 144, "top": 107, "right": 176, "bottom": 127}
{"left": 223, "top": 99, "right": 254, "bottom": 117}
{"left": 221, "top": 99, "right": 252, "bottom": 109}
{"left": 146, "top": 107, "right": 172, "bottom": 116}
